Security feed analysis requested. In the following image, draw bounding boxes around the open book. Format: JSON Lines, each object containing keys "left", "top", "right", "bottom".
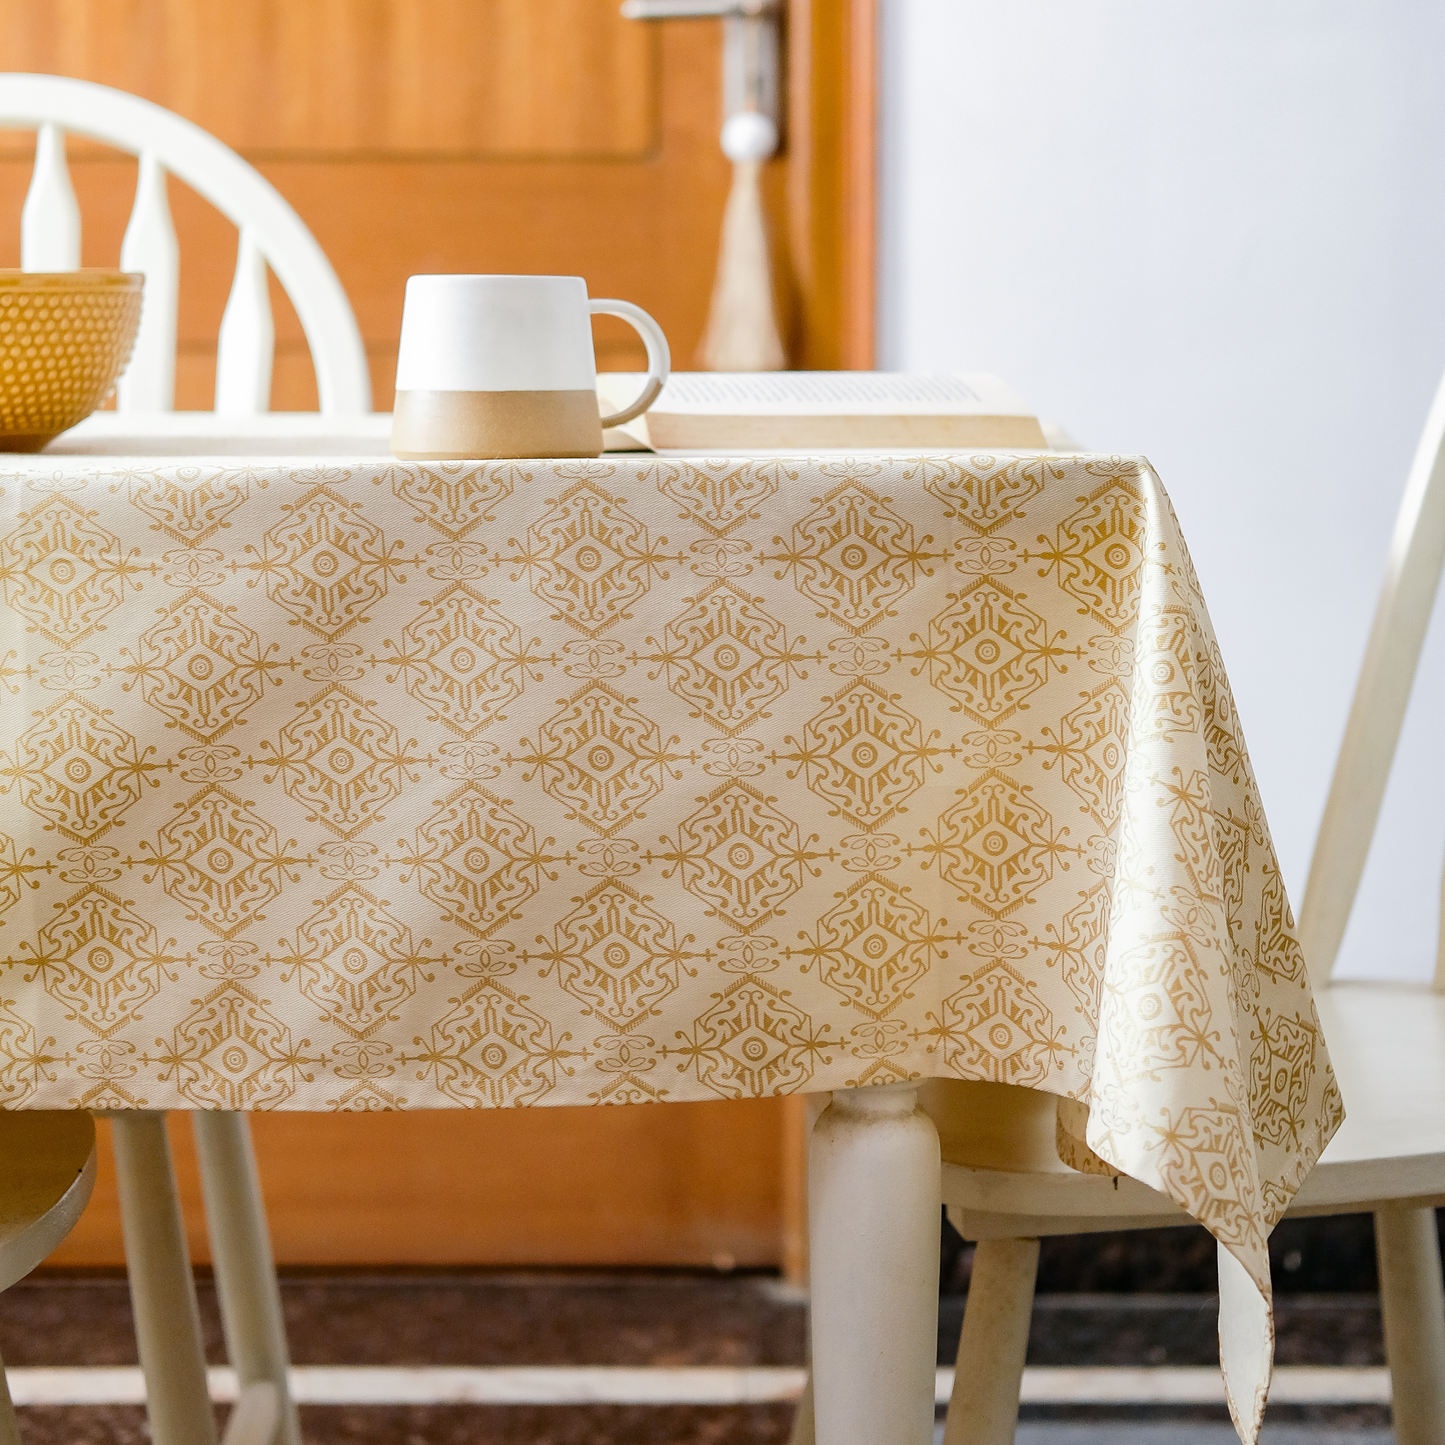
{"left": 597, "top": 371, "right": 1047, "bottom": 452}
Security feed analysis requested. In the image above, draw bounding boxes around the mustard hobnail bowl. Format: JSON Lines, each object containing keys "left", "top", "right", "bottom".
{"left": 0, "top": 270, "right": 144, "bottom": 452}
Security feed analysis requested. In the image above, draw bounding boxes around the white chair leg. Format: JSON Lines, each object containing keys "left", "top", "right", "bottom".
{"left": 192, "top": 1111, "right": 299, "bottom": 1445}
{"left": 809, "top": 1083, "right": 940, "bottom": 1445}
{"left": 942, "top": 1236, "right": 1039, "bottom": 1445}
{"left": 109, "top": 1111, "right": 218, "bottom": 1445}
{"left": 0, "top": 1343, "right": 22, "bottom": 1445}
{"left": 786, "top": 1368, "right": 814, "bottom": 1445}
{"left": 1376, "top": 1204, "right": 1445, "bottom": 1445}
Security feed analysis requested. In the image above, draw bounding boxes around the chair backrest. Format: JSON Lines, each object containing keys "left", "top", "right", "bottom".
{"left": 0, "top": 72, "right": 371, "bottom": 415}
{"left": 1299, "top": 366, "right": 1445, "bottom": 991}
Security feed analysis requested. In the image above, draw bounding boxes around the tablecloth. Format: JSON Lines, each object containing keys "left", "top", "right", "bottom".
{"left": 0, "top": 448, "right": 1339, "bottom": 1433}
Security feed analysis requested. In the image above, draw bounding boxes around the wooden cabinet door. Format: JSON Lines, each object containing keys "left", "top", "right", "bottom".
{"left": 0, "top": 0, "right": 873, "bottom": 1268}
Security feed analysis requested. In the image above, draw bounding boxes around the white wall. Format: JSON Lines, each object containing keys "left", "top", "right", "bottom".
{"left": 878, "top": 1, "right": 1445, "bottom": 982}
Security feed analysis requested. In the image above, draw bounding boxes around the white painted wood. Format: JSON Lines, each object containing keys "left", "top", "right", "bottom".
{"left": 0, "top": 1361, "right": 1403, "bottom": 1408}
{"left": 215, "top": 229, "right": 274, "bottom": 415}
{"left": 1300, "top": 364, "right": 1445, "bottom": 987}
{"left": 0, "top": 1113, "right": 95, "bottom": 1293}
{"left": 941, "top": 1237, "right": 1038, "bottom": 1445}
{"left": 52, "top": 410, "right": 391, "bottom": 455}
{"left": 809, "top": 1085, "right": 939, "bottom": 1445}
{"left": 109, "top": 1112, "right": 219, "bottom": 1445}
{"left": 0, "top": 73, "right": 369, "bottom": 412}
{"left": 219, "top": 1382, "right": 279, "bottom": 1445}
{"left": 0, "top": 1113, "right": 96, "bottom": 1445}
{"left": 784, "top": 1371, "right": 813, "bottom": 1445}
{"left": 21, "top": 123, "right": 80, "bottom": 270}
{"left": 118, "top": 151, "right": 179, "bottom": 412}
{"left": 193, "top": 1112, "right": 299, "bottom": 1445}
{"left": 0, "top": 1352, "right": 18, "bottom": 1445}
{"left": 1375, "top": 1205, "right": 1445, "bottom": 1445}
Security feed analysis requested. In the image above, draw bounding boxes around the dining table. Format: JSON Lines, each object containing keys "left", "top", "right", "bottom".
{"left": 0, "top": 413, "right": 1342, "bottom": 1445}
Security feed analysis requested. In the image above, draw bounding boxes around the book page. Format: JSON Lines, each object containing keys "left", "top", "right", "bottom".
{"left": 598, "top": 371, "right": 1034, "bottom": 417}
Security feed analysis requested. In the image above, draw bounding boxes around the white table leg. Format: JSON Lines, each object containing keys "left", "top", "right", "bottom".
{"left": 109, "top": 1111, "right": 218, "bottom": 1445}
{"left": 1376, "top": 1203, "right": 1445, "bottom": 1445}
{"left": 193, "top": 1110, "right": 299, "bottom": 1445}
{"left": 809, "top": 1083, "right": 940, "bottom": 1445}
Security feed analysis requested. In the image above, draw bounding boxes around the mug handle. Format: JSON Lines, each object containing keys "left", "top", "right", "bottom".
{"left": 589, "top": 299, "right": 672, "bottom": 427}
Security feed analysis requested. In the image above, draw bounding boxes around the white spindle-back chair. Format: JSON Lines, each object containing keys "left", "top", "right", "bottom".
{"left": 0, "top": 72, "right": 374, "bottom": 1445}
{"left": 0, "top": 71, "right": 370, "bottom": 414}
{"left": 789, "top": 382, "right": 1445, "bottom": 1445}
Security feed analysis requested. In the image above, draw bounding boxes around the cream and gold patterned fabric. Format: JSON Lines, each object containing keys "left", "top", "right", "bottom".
{"left": 0, "top": 450, "right": 1337, "bottom": 1427}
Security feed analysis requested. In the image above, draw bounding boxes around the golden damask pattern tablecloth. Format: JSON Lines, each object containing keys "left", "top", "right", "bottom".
{"left": 0, "top": 451, "right": 1337, "bottom": 1381}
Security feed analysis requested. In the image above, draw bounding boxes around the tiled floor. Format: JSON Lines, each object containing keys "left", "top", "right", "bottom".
{"left": 0, "top": 1271, "right": 1398, "bottom": 1444}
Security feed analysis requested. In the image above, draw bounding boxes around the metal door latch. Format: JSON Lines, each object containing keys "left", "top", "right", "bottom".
{"left": 621, "top": 0, "right": 781, "bottom": 162}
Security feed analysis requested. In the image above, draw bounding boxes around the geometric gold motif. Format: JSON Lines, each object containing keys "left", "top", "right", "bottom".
{"left": 915, "top": 454, "right": 1064, "bottom": 534}
{"left": 800, "top": 875, "right": 944, "bottom": 1019}
{"left": 649, "top": 458, "right": 783, "bottom": 535}
{"left": 0, "top": 997, "right": 46, "bottom": 1106}
{"left": 1249, "top": 1007, "right": 1317, "bottom": 1149}
{"left": 789, "top": 679, "right": 937, "bottom": 829}
{"left": 165, "top": 982, "right": 310, "bottom": 1109}
{"left": 930, "top": 935, "right": 1066, "bottom": 1086}
{"left": 531, "top": 683, "right": 667, "bottom": 835}
{"left": 1149, "top": 1103, "right": 1257, "bottom": 1251}
{"left": 666, "top": 781, "right": 805, "bottom": 931}
{"left": 0, "top": 830, "right": 32, "bottom": 922}
{"left": 406, "top": 785, "right": 544, "bottom": 939}
{"left": 270, "top": 685, "right": 404, "bottom": 837}
{"left": 1103, "top": 936, "right": 1220, "bottom": 1079}
{"left": 25, "top": 885, "right": 166, "bottom": 1038}
{"left": 138, "top": 591, "right": 272, "bottom": 739}
{"left": 281, "top": 885, "right": 442, "bottom": 1040}
{"left": 125, "top": 466, "right": 250, "bottom": 543}
{"left": 658, "top": 581, "right": 798, "bottom": 733}
{"left": 260, "top": 486, "right": 393, "bottom": 638}
{"left": 921, "top": 581, "right": 1063, "bottom": 722}
{"left": 538, "top": 881, "right": 683, "bottom": 1032}
{"left": 3, "top": 697, "right": 151, "bottom": 841}
{"left": 0, "top": 497, "right": 137, "bottom": 643}
{"left": 524, "top": 481, "right": 664, "bottom": 634}
{"left": 929, "top": 775, "right": 1059, "bottom": 918}
{"left": 384, "top": 462, "right": 518, "bottom": 540}
{"left": 1030, "top": 479, "right": 1148, "bottom": 631}
{"left": 1032, "top": 685, "right": 1129, "bottom": 825}
{"left": 408, "top": 958, "right": 562, "bottom": 1108}
{"left": 769, "top": 481, "right": 924, "bottom": 634}
{"left": 400, "top": 584, "right": 527, "bottom": 735}
{"left": 152, "top": 785, "right": 283, "bottom": 937}
{"left": 671, "top": 975, "right": 820, "bottom": 1097}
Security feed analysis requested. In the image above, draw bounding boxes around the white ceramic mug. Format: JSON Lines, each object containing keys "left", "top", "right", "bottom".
{"left": 390, "top": 274, "right": 670, "bottom": 460}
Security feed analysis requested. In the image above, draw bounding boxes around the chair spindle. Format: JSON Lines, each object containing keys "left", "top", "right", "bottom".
{"left": 21, "top": 122, "right": 80, "bottom": 271}
{"left": 215, "top": 226, "right": 274, "bottom": 415}
{"left": 117, "top": 151, "right": 179, "bottom": 412}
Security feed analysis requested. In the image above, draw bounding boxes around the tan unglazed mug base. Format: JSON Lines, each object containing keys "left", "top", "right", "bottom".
{"left": 391, "top": 389, "right": 605, "bottom": 460}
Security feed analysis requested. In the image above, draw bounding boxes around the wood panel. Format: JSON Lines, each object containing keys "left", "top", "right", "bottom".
{"left": 785, "top": 0, "right": 877, "bottom": 369}
{"left": 0, "top": 17, "right": 730, "bottom": 407}
{"left": 49, "top": 1101, "right": 784, "bottom": 1268}
{"left": 2, "top": 0, "right": 876, "bottom": 1268}
{"left": 0, "top": 0, "right": 654, "bottom": 156}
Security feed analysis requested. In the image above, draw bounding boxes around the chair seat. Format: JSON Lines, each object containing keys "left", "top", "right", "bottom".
{"left": 1288, "top": 980, "right": 1445, "bottom": 1212}
{"left": 0, "top": 1111, "right": 95, "bottom": 1292}
{"left": 935, "top": 981, "right": 1445, "bottom": 1240}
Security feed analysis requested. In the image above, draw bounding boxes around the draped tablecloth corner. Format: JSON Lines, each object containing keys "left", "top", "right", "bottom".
{"left": 0, "top": 449, "right": 1341, "bottom": 1439}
